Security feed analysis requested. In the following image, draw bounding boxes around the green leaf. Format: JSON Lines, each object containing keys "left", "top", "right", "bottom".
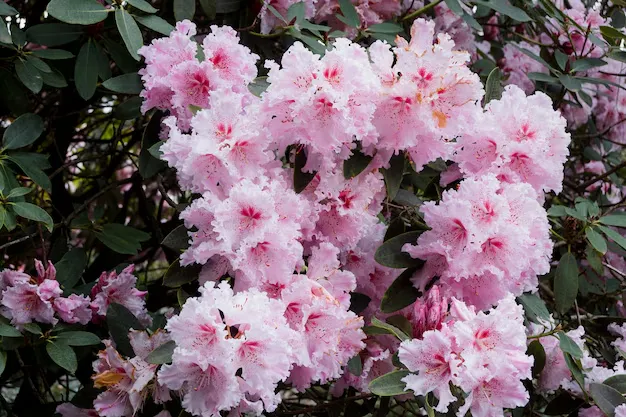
{"left": 473, "top": 0, "right": 531, "bottom": 21}
{"left": 337, "top": 0, "right": 360, "bottom": 28}
{"left": 347, "top": 355, "right": 363, "bottom": 376}
{"left": 344, "top": 149, "right": 373, "bottom": 179}
{"left": 102, "top": 73, "right": 142, "bottom": 94}
{"left": 26, "top": 24, "right": 83, "bottom": 47}
{"left": 114, "top": 96, "right": 143, "bottom": 120}
{"left": 248, "top": 77, "right": 270, "bottom": 98}
{"left": 0, "top": 21, "right": 10, "bottom": 44}
{"left": 139, "top": 111, "right": 166, "bottom": 177}
{"left": 565, "top": 353, "right": 586, "bottom": 393}
{"left": 293, "top": 146, "right": 316, "bottom": 193}
{"left": 382, "top": 153, "right": 405, "bottom": 201}
{"left": 527, "top": 72, "right": 558, "bottom": 82}
{"left": 12, "top": 202, "right": 53, "bottom": 232}
{"left": 375, "top": 231, "right": 423, "bottom": 269}
{"left": 511, "top": 43, "right": 554, "bottom": 70}
{"left": 148, "top": 141, "right": 163, "bottom": 159}
{"left": 163, "top": 259, "right": 201, "bottom": 287}
{"left": 604, "top": 375, "right": 626, "bottom": 394}
{"left": 15, "top": 60, "right": 43, "bottom": 94}
{"left": 370, "top": 317, "right": 409, "bottom": 341}
{"left": 8, "top": 153, "right": 52, "bottom": 192}
{"left": 106, "top": 303, "right": 144, "bottom": 357}
{"left": 55, "top": 248, "right": 88, "bottom": 290}
{"left": 559, "top": 74, "right": 582, "bottom": 91}
{"left": 95, "top": 223, "right": 150, "bottom": 255}
{"left": 0, "top": 323, "right": 21, "bottom": 337}
{"left": 31, "top": 49, "right": 74, "bottom": 60}
{"left": 162, "top": 225, "right": 190, "bottom": 251}
{"left": 199, "top": 0, "right": 217, "bottom": 19}
{"left": 47, "top": 0, "right": 109, "bottom": 25}
{"left": 126, "top": 0, "right": 158, "bottom": 13}
{"left": 586, "top": 227, "right": 608, "bottom": 254}
{"left": 369, "top": 370, "right": 411, "bottom": 396}
{"left": 586, "top": 244, "right": 604, "bottom": 274}
{"left": 555, "top": 49, "right": 569, "bottom": 71}
{"left": 558, "top": 332, "right": 583, "bottom": 359}
{"left": 517, "top": 293, "right": 551, "bottom": 323}
{"left": 145, "top": 340, "right": 176, "bottom": 364}
{"left": 589, "top": 383, "right": 626, "bottom": 417}
{"left": 600, "top": 214, "right": 626, "bottom": 228}
{"left": 6, "top": 187, "right": 32, "bottom": 199}
{"left": 0, "top": 351, "right": 6, "bottom": 377}
{"left": 10, "top": 24, "right": 26, "bottom": 47}
{"left": 571, "top": 58, "right": 607, "bottom": 73}
{"left": 366, "top": 22, "right": 403, "bottom": 34}
{"left": 598, "top": 225, "right": 626, "bottom": 252}
{"left": 0, "top": 2, "right": 18, "bottom": 15}
{"left": 134, "top": 15, "right": 174, "bottom": 36}
{"left": 349, "top": 293, "right": 370, "bottom": 315}
{"left": 600, "top": 25, "right": 626, "bottom": 42}
{"left": 484, "top": 67, "right": 502, "bottom": 105}
{"left": 46, "top": 342, "right": 77, "bottom": 373}
{"left": 115, "top": 9, "right": 143, "bottom": 61}
{"left": 75, "top": 40, "right": 99, "bottom": 100}
{"left": 527, "top": 340, "right": 546, "bottom": 377}
{"left": 386, "top": 315, "right": 413, "bottom": 338}
{"left": 216, "top": 0, "right": 241, "bottom": 13}
{"left": 94, "top": 40, "right": 111, "bottom": 81}
{"left": 554, "top": 252, "right": 579, "bottom": 314}
{"left": 287, "top": 1, "right": 306, "bottom": 23}
{"left": 380, "top": 267, "right": 422, "bottom": 313}
{"left": 3, "top": 113, "right": 44, "bottom": 150}
{"left": 174, "top": 0, "right": 196, "bottom": 21}
{"left": 56, "top": 331, "right": 101, "bottom": 346}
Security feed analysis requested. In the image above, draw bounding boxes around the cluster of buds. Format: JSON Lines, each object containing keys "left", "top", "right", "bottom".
{"left": 411, "top": 285, "right": 448, "bottom": 338}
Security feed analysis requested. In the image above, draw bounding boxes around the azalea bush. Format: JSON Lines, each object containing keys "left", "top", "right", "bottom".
{"left": 1, "top": 0, "right": 626, "bottom": 416}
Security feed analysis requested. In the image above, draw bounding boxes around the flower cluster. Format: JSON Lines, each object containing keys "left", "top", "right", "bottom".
{"left": 399, "top": 295, "right": 532, "bottom": 417}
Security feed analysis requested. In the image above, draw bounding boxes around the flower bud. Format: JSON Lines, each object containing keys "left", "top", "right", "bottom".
{"left": 411, "top": 285, "right": 448, "bottom": 338}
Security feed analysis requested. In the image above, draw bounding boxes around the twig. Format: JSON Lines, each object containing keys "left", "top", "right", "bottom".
{"left": 0, "top": 232, "right": 38, "bottom": 251}
{"left": 274, "top": 393, "right": 373, "bottom": 415}
{"left": 402, "top": 0, "right": 443, "bottom": 21}
{"left": 577, "top": 161, "right": 626, "bottom": 192}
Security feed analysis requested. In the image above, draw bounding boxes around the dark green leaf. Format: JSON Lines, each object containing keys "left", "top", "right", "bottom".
{"left": 347, "top": 355, "right": 363, "bottom": 376}
{"left": 174, "top": 0, "right": 196, "bottom": 21}
{"left": 555, "top": 49, "right": 568, "bottom": 71}
{"left": 23, "top": 323, "right": 41, "bottom": 335}
{"left": 114, "top": 96, "right": 143, "bottom": 120}
{"left": 559, "top": 74, "right": 582, "bottom": 92}
{"left": 199, "top": 0, "right": 217, "bottom": 19}
{"left": 106, "top": 303, "right": 144, "bottom": 357}
{"left": 56, "top": 331, "right": 101, "bottom": 346}
{"left": 0, "top": 323, "right": 21, "bottom": 337}
{"left": 554, "top": 252, "right": 579, "bottom": 313}
{"left": 0, "top": 21, "right": 10, "bottom": 44}
{"left": 517, "top": 293, "right": 550, "bottom": 323}
{"left": 8, "top": 153, "right": 52, "bottom": 192}
{"left": 12, "top": 202, "right": 53, "bottom": 232}
{"left": 148, "top": 141, "right": 163, "bottom": 159}
{"left": 544, "top": 392, "right": 585, "bottom": 415}
{"left": 589, "top": 383, "right": 626, "bottom": 417}
{"left": 115, "top": 9, "right": 143, "bottom": 60}
{"left": 526, "top": 72, "right": 558, "bottom": 82}
{"left": 287, "top": 1, "right": 305, "bottom": 22}
{"left": 586, "top": 227, "right": 608, "bottom": 254}
{"left": 10, "top": 24, "right": 26, "bottom": 47}
{"left": 95, "top": 223, "right": 150, "bottom": 255}
{"left": 571, "top": 58, "right": 607, "bottom": 73}
{"left": 293, "top": 146, "right": 316, "bottom": 193}
{"left": 6, "top": 187, "right": 31, "bottom": 199}
{"left": 527, "top": 340, "right": 546, "bottom": 377}
{"left": 367, "top": 22, "right": 403, "bottom": 34}
{"left": 3, "top": 113, "right": 44, "bottom": 150}
{"left": 381, "top": 267, "right": 422, "bottom": 313}
{"left": 163, "top": 259, "right": 201, "bottom": 287}
{"left": 511, "top": 43, "right": 554, "bottom": 70}
{"left": 145, "top": 340, "right": 176, "bottom": 364}
{"left": 216, "top": 0, "right": 241, "bottom": 13}
{"left": 598, "top": 225, "right": 626, "bottom": 252}
{"left": 41, "top": 68, "right": 67, "bottom": 89}
{"left": 55, "top": 248, "right": 88, "bottom": 290}
{"left": 337, "top": 0, "right": 360, "bottom": 28}
{"left": 600, "top": 215, "right": 626, "bottom": 228}
{"left": 586, "top": 244, "right": 604, "bottom": 274}
{"left": 369, "top": 370, "right": 411, "bottom": 396}
{"left": 375, "top": 231, "right": 422, "bottom": 268}
{"left": 134, "top": 15, "right": 174, "bottom": 36}
{"left": 46, "top": 342, "right": 77, "bottom": 373}
{"left": 15, "top": 60, "right": 43, "bottom": 94}
{"left": 604, "top": 375, "right": 626, "bottom": 394}
{"left": 127, "top": 0, "right": 158, "bottom": 13}
{"left": 47, "top": 0, "right": 109, "bottom": 25}
{"left": 247, "top": 77, "right": 270, "bottom": 98}
{"left": 558, "top": 332, "right": 583, "bottom": 359}
{"left": 0, "top": 351, "right": 6, "bottom": 376}
{"left": 565, "top": 353, "right": 585, "bottom": 392}
{"left": 102, "top": 73, "right": 142, "bottom": 94}
{"left": 75, "top": 40, "right": 99, "bottom": 100}
{"left": 370, "top": 317, "right": 409, "bottom": 341}
{"left": 31, "top": 49, "right": 74, "bottom": 60}
{"left": 26, "top": 24, "right": 83, "bottom": 47}
{"left": 386, "top": 315, "right": 413, "bottom": 338}
{"left": 162, "top": 225, "right": 190, "bottom": 251}
{"left": 601, "top": 25, "right": 626, "bottom": 42}
{"left": 0, "top": 2, "right": 18, "bottom": 15}
{"left": 344, "top": 149, "right": 373, "bottom": 179}
{"left": 473, "top": 0, "right": 531, "bottom": 21}
{"left": 484, "top": 67, "right": 502, "bottom": 105}
{"left": 382, "top": 153, "right": 405, "bottom": 200}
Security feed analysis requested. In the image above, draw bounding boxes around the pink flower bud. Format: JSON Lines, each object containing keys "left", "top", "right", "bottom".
{"left": 411, "top": 286, "right": 448, "bottom": 338}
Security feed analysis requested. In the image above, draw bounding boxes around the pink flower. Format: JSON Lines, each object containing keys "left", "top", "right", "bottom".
{"left": 54, "top": 294, "right": 92, "bottom": 325}
{"left": 3, "top": 279, "right": 61, "bottom": 327}
{"left": 55, "top": 403, "right": 98, "bottom": 417}
{"left": 90, "top": 265, "right": 151, "bottom": 326}
{"left": 411, "top": 285, "right": 448, "bottom": 338}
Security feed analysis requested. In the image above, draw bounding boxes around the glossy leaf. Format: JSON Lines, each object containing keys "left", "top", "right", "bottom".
{"left": 115, "top": 9, "right": 143, "bottom": 60}
{"left": 102, "top": 73, "right": 142, "bottom": 94}
{"left": 145, "top": 340, "right": 176, "bottom": 364}
{"left": 375, "top": 231, "right": 423, "bottom": 268}
{"left": 106, "top": 303, "right": 144, "bottom": 357}
{"left": 3, "top": 113, "right": 44, "bottom": 150}
{"left": 12, "top": 202, "right": 53, "bottom": 232}
{"left": 369, "top": 370, "right": 411, "bottom": 396}
{"left": 47, "top": 0, "right": 109, "bottom": 25}
{"left": 46, "top": 342, "right": 77, "bottom": 373}
{"left": 554, "top": 252, "right": 579, "bottom": 313}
